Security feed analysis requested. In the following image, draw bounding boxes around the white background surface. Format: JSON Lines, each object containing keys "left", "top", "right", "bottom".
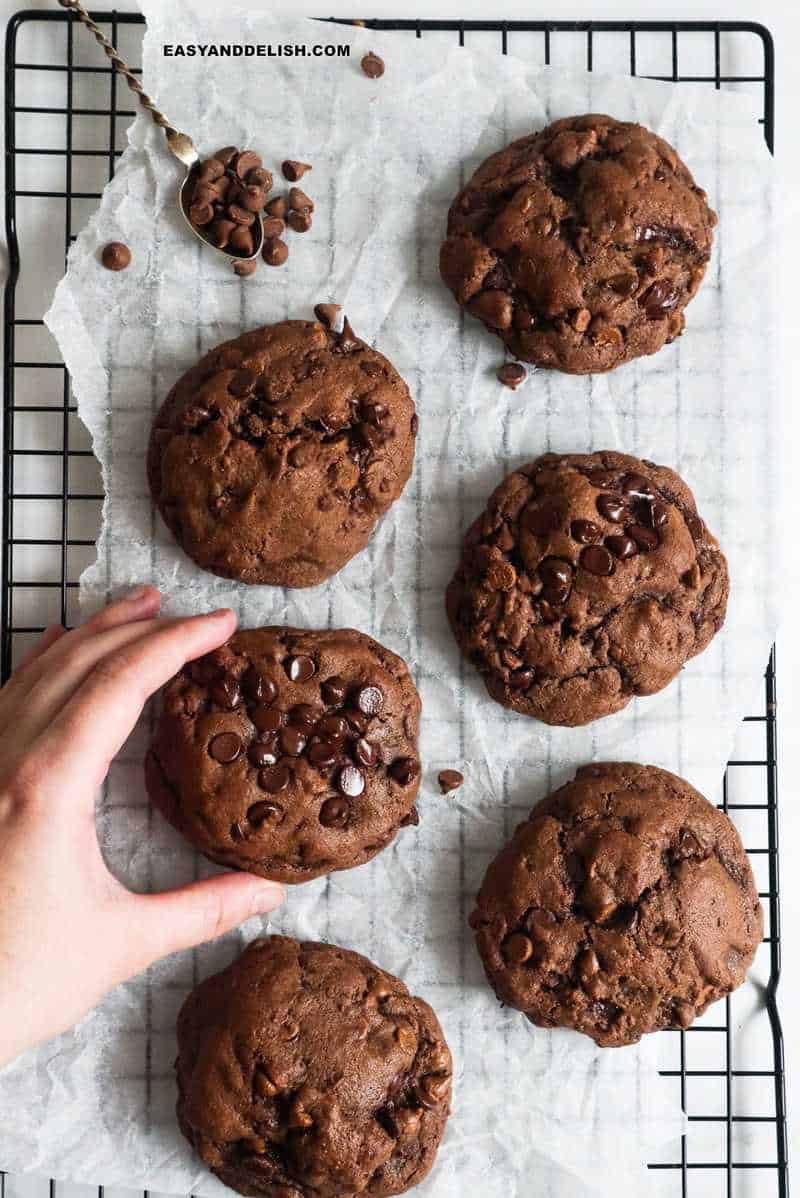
{"left": 0, "top": 0, "right": 797, "bottom": 1193}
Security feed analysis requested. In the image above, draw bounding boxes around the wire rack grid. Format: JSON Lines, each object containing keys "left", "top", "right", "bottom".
{"left": 0, "top": 11, "right": 788, "bottom": 1198}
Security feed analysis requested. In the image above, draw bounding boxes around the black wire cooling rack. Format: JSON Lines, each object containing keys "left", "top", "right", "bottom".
{"left": 1, "top": 11, "right": 787, "bottom": 1198}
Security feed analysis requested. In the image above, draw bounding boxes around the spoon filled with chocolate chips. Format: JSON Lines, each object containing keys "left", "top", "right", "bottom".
{"left": 57, "top": 0, "right": 265, "bottom": 265}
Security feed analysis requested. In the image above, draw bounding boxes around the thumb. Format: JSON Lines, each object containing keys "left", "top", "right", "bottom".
{"left": 125, "top": 873, "right": 285, "bottom": 973}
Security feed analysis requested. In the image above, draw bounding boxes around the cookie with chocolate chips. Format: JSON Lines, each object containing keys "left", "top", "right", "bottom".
{"left": 147, "top": 319, "right": 417, "bottom": 587}
{"left": 145, "top": 627, "right": 422, "bottom": 883}
{"left": 446, "top": 450, "right": 728, "bottom": 726}
{"left": 470, "top": 763, "right": 762, "bottom": 1047}
{"left": 440, "top": 114, "right": 716, "bottom": 373}
{"left": 176, "top": 936, "right": 452, "bottom": 1198}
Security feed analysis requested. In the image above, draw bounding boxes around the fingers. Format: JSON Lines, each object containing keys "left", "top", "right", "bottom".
{"left": 33, "top": 608, "right": 237, "bottom": 796}
{"left": 13, "top": 625, "right": 67, "bottom": 674}
{"left": 122, "top": 874, "right": 285, "bottom": 975}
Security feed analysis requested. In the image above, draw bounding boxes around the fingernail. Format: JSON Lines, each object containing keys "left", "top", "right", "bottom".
{"left": 250, "top": 883, "right": 285, "bottom": 915}
{"left": 125, "top": 585, "right": 154, "bottom": 602}
{"left": 209, "top": 607, "right": 236, "bottom": 620}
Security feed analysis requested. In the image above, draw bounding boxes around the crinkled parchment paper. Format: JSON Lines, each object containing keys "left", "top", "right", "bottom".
{"left": 0, "top": 3, "right": 785, "bottom": 1195}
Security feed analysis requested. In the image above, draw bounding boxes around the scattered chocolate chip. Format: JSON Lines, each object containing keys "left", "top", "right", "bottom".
{"left": 252, "top": 705, "right": 284, "bottom": 734}
{"left": 354, "top": 684, "right": 383, "bottom": 716}
{"left": 259, "top": 763, "right": 291, "bottom": 793}
{"left": 248, "top": 800, "right": 284, "bottom": 827}
{"left": 232, "top": 150, "right": 263, "bottom": 179}
{"left": 508, "top": 668, "right": 533, "bottom": 690}
{"left": 286, "top": 655, "right": 316, "bottom": 682}
{"left": 265, "top": 196, "right": 287, "bottom": 219}
{"left": 319, "top": 796, "right": 350, "bottom": 827}
{"left": 261, "top": 216, "right": 285, "bottom": 240}
{"left": 606, "top": 534, "right": 637, "bottom": 560}
{"left": 497, "top": 362, "right": 526, "bottom": 389}
{"left": 317, "top": 714, "right": 349, "bottom": 741}
{"left": 289, "top": 187, "right": 314, "bottom": 214}
{"left": 279, "top": 726, "right": 307, "bottom": 757}
{"left": 620, "top": 473, "right": 656, "bottom": 499}
{"left": 321, "top": 676, "right": 348, "bottom": 705}
{"left": 233, "top": 258, "right": 258, "bottom": 278}
{"left": 243, "top": 669, "right": 277, "bottom": 704}
{"left": 640, "top": 279, "right": 679, "bottom": 319}
{"left": 211, "top": 676, "right": 241, "bottom": 709}
{"left": 337, "top": 765, "right": 365, "bottom": 797}
{"left": 248, "top": 741, "right": 278, "bottom": 768}
{"left": 627, "top": 524, "right": 660, "bottom": 551}
{"left": 314, "top": 302, "right": 342, "bottom": 330}
{"left": 649, "top": 500, "right": 670, "bottom": 529}
{"left": 209, "top": 732, "right": 242, "bottom": 763}
{"left": 539, "top": 557, "right": 573, "bottom": 604}
{"left": 580, "top": 544, "right": 615, "bottom": 576}
{"left": 262, "top": 238, "right": 289, "bottom": 267}
{"left": 101, "top": 241, "right": 131, "bottom": 271}
{"left": 282, "top": 160, "right": 312, "bottom": 182}
{"left": 503, "top": 932, "right": 533, "bottom": 964}
{"left": 308, "top": 740, "right": 338, "bottom": 769}
{"left": 287, "top": 210, "right": 312, "bottom": 233}
{"left": 354, "top": 738, "right": 379, "bottom": 768}
{"left": 596, "top": 494, "right": 626, "bottom": 522}
{"left": 570, "top": 519, "right": 601, "bottom": 544}
{"left": 438, "top": 769, "right": 464, "bottom": 795}
{"left": 390, "top": 757, "right": 419, "bottom": 786}
{"left": 361, "top": 51, "right": 385, "bottom": 78}
{"left": 607, "top": 272, "right": 638, "bottom": 296}
{"left": 288, "top": 703, "right": 318, "bottom": 733}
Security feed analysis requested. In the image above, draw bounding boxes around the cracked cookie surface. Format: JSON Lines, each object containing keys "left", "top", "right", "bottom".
{"left": 446, "top": 450, "right": 729, "bottom": 726}
{"left": 147, "top": 320, "right": 417, "bottom": 587}
{"left": 440, "top": 114, "right": 716, "bottom": 373}
{"left": 145, "top": 627, "right": 422, "bottom": 884}
{"left": 176, "top": 936, "right": 452, "bottom": 1198}
{"left": 470, "top": 763, "right": 762, "bottom": 1047}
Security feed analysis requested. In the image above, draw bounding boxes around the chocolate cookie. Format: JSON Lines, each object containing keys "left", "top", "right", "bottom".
{"left": 176, "top": 936, "right": 453, "bottom": 1198}
{"left": 446, "top": 451, "right": 728, "bottom": 726}
{"left": 145, "top": 627, "right": 422, "bottom": 884}
{"left": 440, "top": 114, "right": 716, "bottom": 373}
{"left": 147, "top": 319, "right": 417, "bottom": 587}
{"left": 470, "top": 763, "right": 762, "bottom": 1047}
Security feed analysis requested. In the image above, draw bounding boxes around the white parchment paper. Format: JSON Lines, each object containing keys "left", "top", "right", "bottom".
{"left": 0, "top": 4, "right": 785, "bottom": 1195}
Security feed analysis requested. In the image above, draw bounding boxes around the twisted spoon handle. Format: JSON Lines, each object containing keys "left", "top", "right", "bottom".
{"left": 57, "top": 0, "right": 190, "bottom": 154}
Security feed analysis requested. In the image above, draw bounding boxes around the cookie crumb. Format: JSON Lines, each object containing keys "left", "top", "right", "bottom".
{"left": 497, "top": 362, "right": 526, "bottom": 389}
{"left": 101, "top": 241, "right": 131, "bottom": 271}
{"left": 438, "top": 769, "right": 464, "bottom": 795}
{"left": 361, "top": 51, "right": 385, "bottom": 78}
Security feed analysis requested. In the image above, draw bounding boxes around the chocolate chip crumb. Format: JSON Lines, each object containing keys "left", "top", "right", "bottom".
{"left": 438, "top": 769, "right": 464, "bottom": 795}
{"left": 497, "top": 362, "right": 526, "bottom": 389}
{"left": 361, "top": 52, "right": 385, "bottom": 78}
{"left": 101, "top": 241, "right": 131, "bottom": 271}
{"left": 282, "top": 159, "right": 312, "bottom": 182}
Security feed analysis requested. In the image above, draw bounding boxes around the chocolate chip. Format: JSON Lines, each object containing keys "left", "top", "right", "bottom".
{"left": 497, "top": 362, "right": 526, "bottom": 389}
{"left": 607, "top": 272, "right": 638, "bottom": 295}
{"left": 539, "top": 557, "right": 573, "bottom": 604}
{"left": 234, "top": 258, "right": 257, "bottom": 278}
{"left": 640, "top": 279, "right": 679, "bottom": 319}
{"left": 337, "top": 318, "right": 360, "bottom": 353}
{"left": 354, "top": 684, "right": 383, "bottom": 716}
{"left": 252, "top": 705, "right": 283, "bottom": 734}
{"left": 259, "top": 763, "right": 290, "bottom": 793}
{"left": 627, "top": 524, "right": 660, "bottom": 551}
{"left": 596, "top": 494, "right": 626, "bottom": 522}
{"left": 620, "top": 473, "right": 656, "bottom": 499}
{"left": 209, "top": 218, "right": 237, "bottom": 249}
{"left": 279, "top": 726, "right": 307, "bottom": 757}
{"left": 258, "top": 217, "right": 283, "bottom": 242}
{"left": 230, "top": 821, "right": 248, "bottom": 842}
{"left": 289, "top": 187, "right": 314, "bottom": 214}
{"left": 321, "top": 676, "right": 348, "bottom": 706}
{"left": 525, "top": 505, "right": 560, "bottom": 535}
{"left": 571, "top": 519, "right": 601, "bottom": 544}
{"left": 580, "top": 545, "right": 615, "bottom": 576}
{"left": 360, "top": 51, "right": 385, "bottom": 78}
{"left": 308, "top": 740, "right": 338, "bottom": 769}
{"left": 317, "top": 714, "right": 349, "bottom": 741}
{"left": 649, "top": 500, "right": 670, "bottom": 529}
{"left": 503, "top": 932, "right": 533, "bottom": 964}
{"left": 248, "top": 741, "right": 278, "bottom": 768}
{"left": 247, "top": 167, "right": 272, "bottom": 189}
{"left": 101, "top": 242, "right": 131, "bottom": 271}
{"left": 286, "top": 655, "right": 315, "bottom": 682}
{"left": 320, "top": 796, "right": 350, "bottom": 827}
{"left": 229, "top": 204, "right": 256, "bottom": 227}
{"left": 232, "top": 150, "right": 263, "bottom": 178}
{"left": 337, "top": 765, "right": 365, "bottom": 797}
{"left": 314, "top": 302, "right": 342, "bottom": 330}
{"left": 243, "top": 669, "right": 277, "bottom": 704}
{"left": 438, "top": 769, "right": 464, "bottom": 794}
{"left": 215, "top": 146, "right": 238, "bottom": 166}
{"left": 410, "top": 414, "right": 419, "bottom": 435}
{"left": 354, "top": 738, "right": 379, "bottom": 768}
{"left": 262, "top": 238, "right": 289, "bottom": 267}
{"left": 211, "top": 676, "right": 241, "bottom": 709}
{"left": 265, "top": 196, "right": 287, "bottom": 220}
{"left": 248, "top": 800, "right": 284, "bottom": 827}
{"left": 209, "top": 732, "right": 242, "bottom": 763}
{"left": 288, "top": 703, "right": 318, "bottom": 732}
{"left": 508, "top": 668, "right": 533, "bottom": 690}
{"left": 606, "top": 534, "right": 637, "bottom": 560}
{"left": 189, "top": 200, "right": 215, "bottom": 227}
{"left": 229, "top": 227, "right": 254, "bottom": 256}
{"left": 287, "top": 210, "right": 312, "bottom": 233}
{"left": 282, "top": 160, "right": 312, "bottom": 182}
{"left": 390, "top": 757, "right": 419, "bottom": 785}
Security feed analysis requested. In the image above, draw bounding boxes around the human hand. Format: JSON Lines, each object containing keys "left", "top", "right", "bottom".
{"left": 0, "top": 589, "right": 284, "bottom": 1069}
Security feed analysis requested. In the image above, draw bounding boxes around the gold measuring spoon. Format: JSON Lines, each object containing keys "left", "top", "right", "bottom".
{"left": 57, "top": 0, "right": 264, "bottom": 263}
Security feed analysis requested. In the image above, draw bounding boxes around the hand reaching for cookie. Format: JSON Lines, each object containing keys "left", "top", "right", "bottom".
{"left": 0, "top": 589, "right": 285, "bottom": 1070}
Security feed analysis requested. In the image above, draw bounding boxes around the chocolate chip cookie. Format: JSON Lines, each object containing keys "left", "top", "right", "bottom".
{"left": 440, "top": 114, "right": 716, "bottom": 373}
{"left": 446, "top": 451, "right": 728, "bottom": 726}
{"left": 470, "top": 763, "right": 762, "bottom": 1047}
{"left": 176, "top": 936, "right": 452, "bottom": 1198}
{"left": 145, "top": 627, "right": 422, "bottom": 884}
{"left": 147, "top": 319, "right": 417, "bottom": 587}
